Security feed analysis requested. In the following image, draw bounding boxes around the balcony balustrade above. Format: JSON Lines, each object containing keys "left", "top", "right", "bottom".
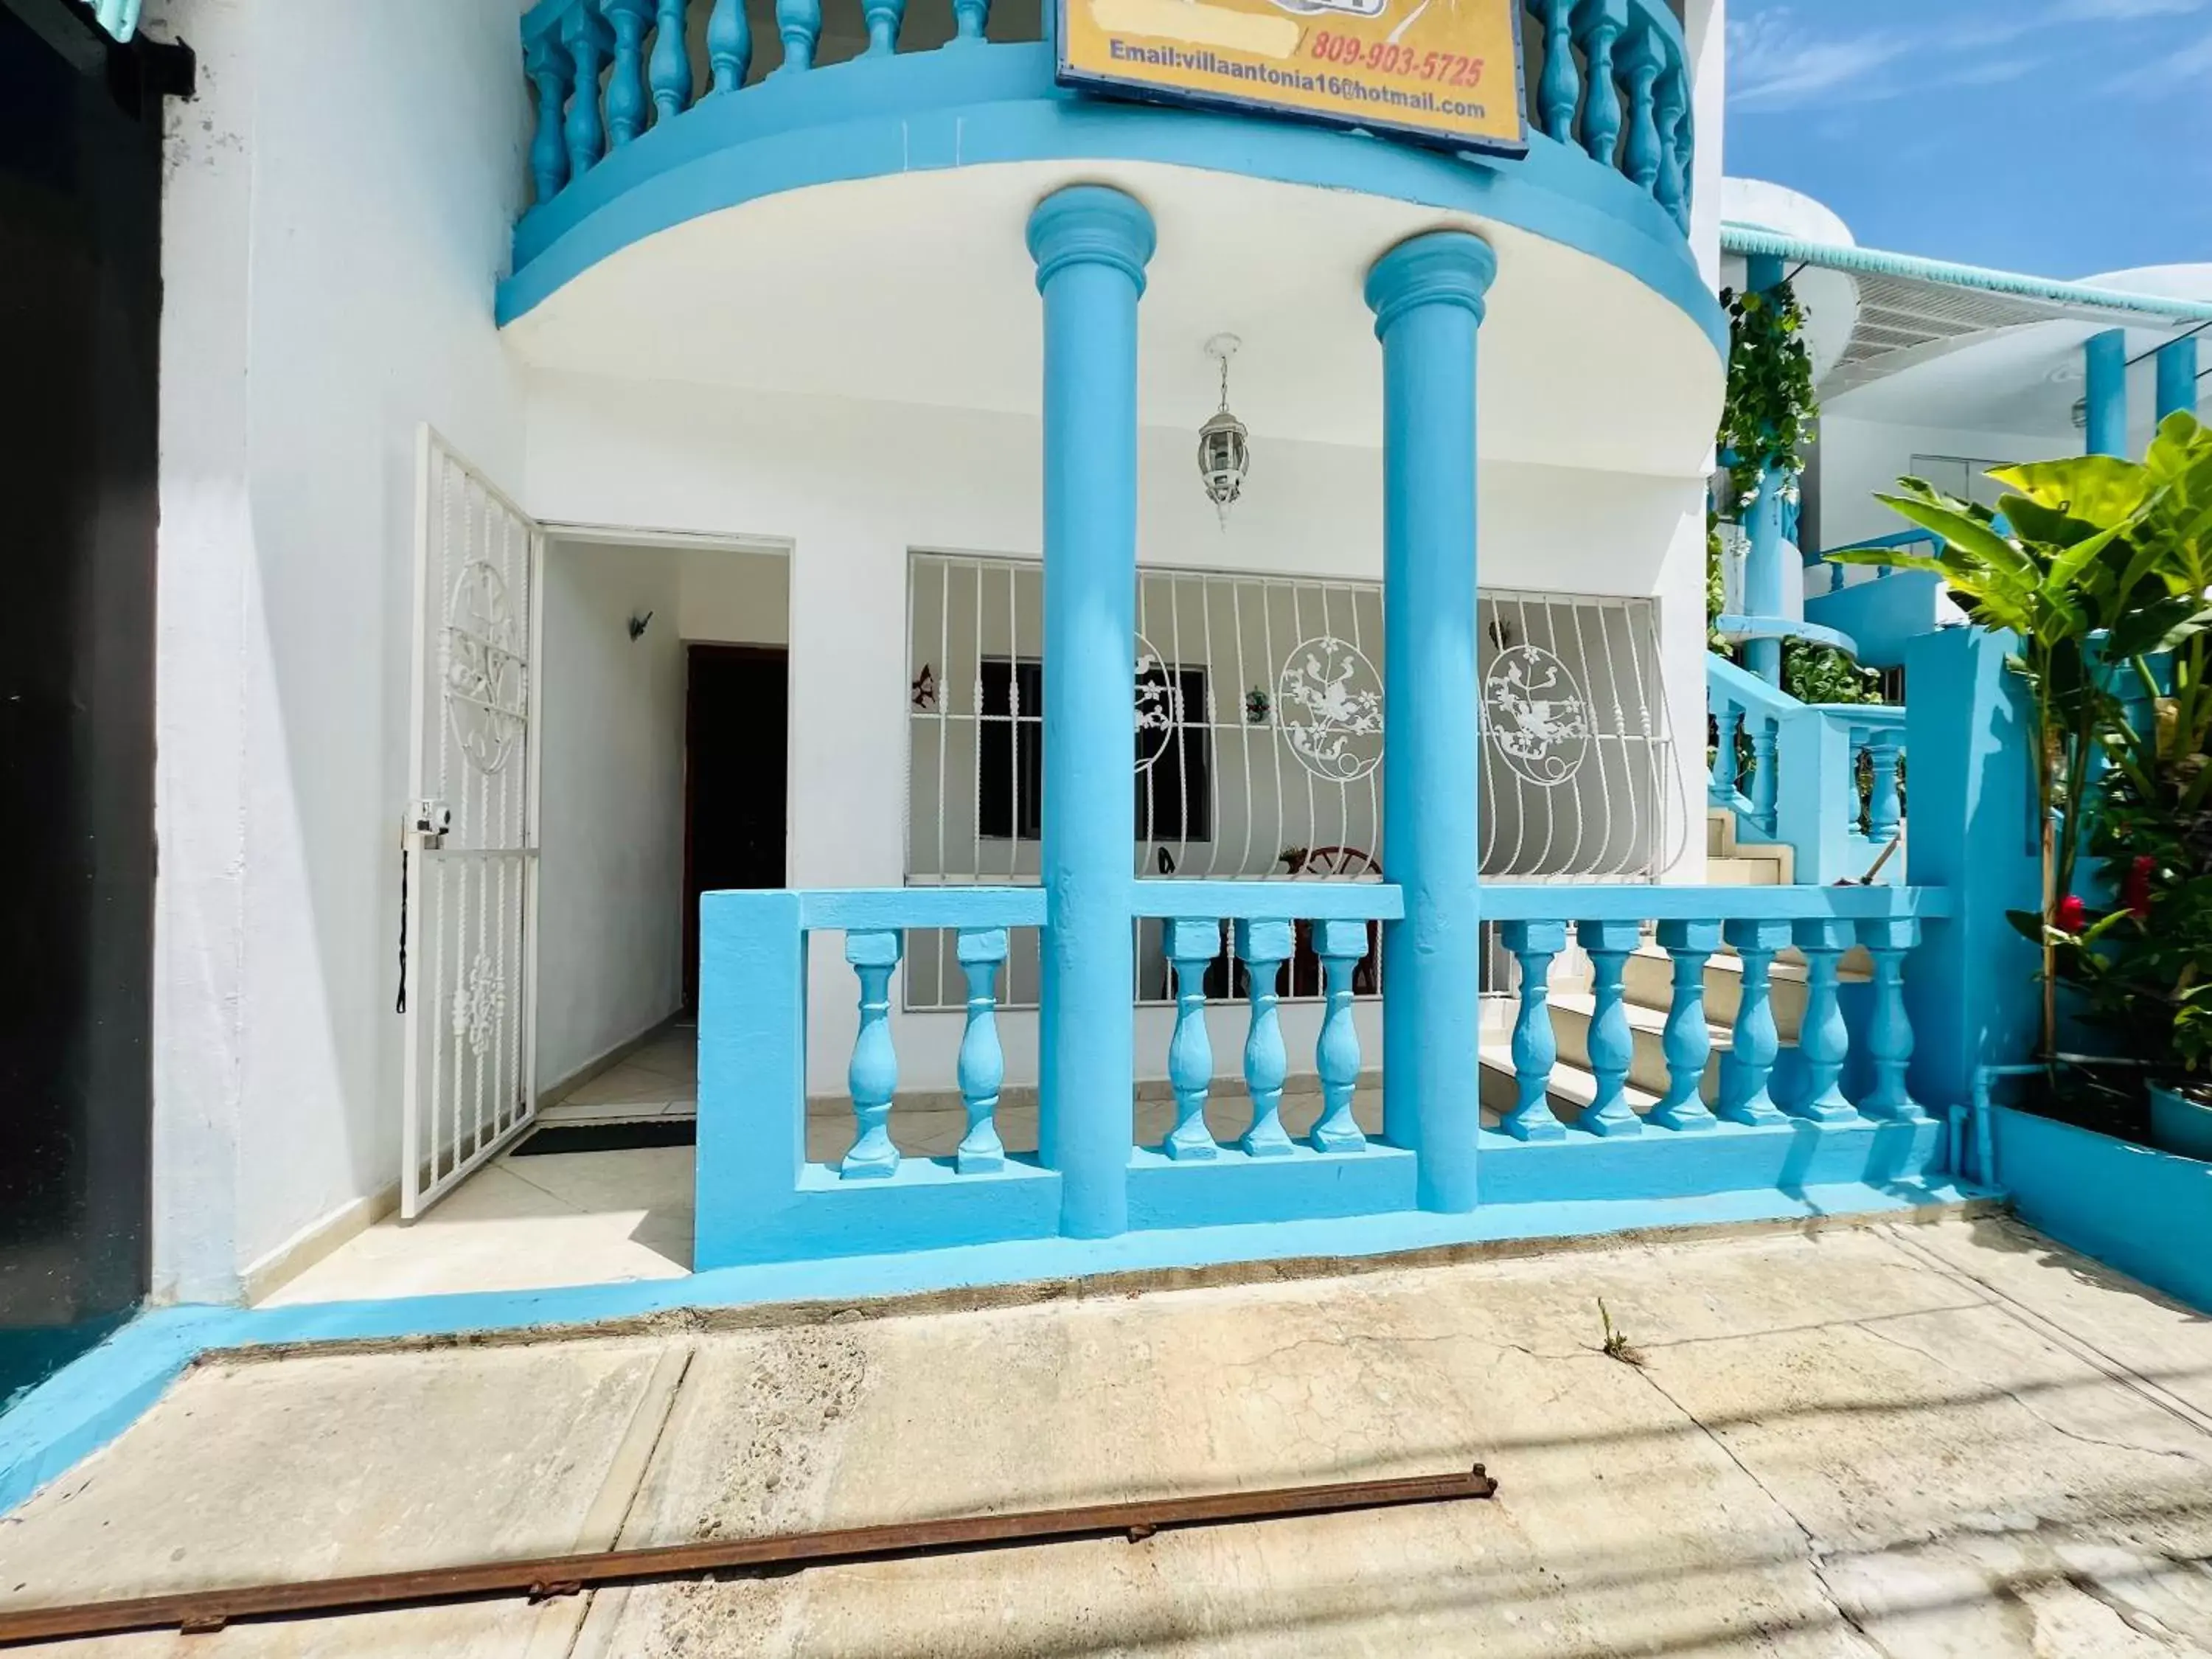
{"left": 509, "top": 0, "right": 1704, "bottom": 330}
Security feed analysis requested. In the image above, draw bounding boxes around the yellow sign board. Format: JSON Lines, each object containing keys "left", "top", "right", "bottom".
{"left": 1056, "top": 0, "right": 1526, "bottom": 155}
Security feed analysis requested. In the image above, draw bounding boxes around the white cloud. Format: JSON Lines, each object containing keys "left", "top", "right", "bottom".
{"left": 2101, "top": 23, "right": 2212, "bottom": 90}
{"left": 1730, "top": 0, "right": 2204, "bottom": 114}
{"left": 1728, "top": 12, "right": 1911, "bottom": 113}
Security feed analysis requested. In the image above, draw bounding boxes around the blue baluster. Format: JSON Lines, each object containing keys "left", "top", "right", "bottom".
{"left": 1708, "top": 698, "right": 1743, "bottom": 807}
{"left": 1655, "top": 57, "right": 1688, "bottom": 231}
{"left": 1164, "top": 918, "right": 1220, "bottom": 1161}
{"left": 1868, "top": 733, "right": 1904, "bottom": 844}
{"left": 1573, "top": 0, "right": 1626, "bottom": 166}
{"left": 1310, "top": 919, "right": 1368, "bottom": 1153}
{"left": 1858, "top": 918, "right": 1927, "bottom": 1122}
{"left": 1236, "top": 919, "right": 1295, "bottom": 1158}
{"left": 525, "top": 34, "right": 573, "bottom": 206}
{"left": 774, "top": 0, "right": 822, "bottom": 74}
{"left": 1576, "top": 920, "right": 1643, "bottom": 1138}
{"left": 863, "top": 0, "right": 905, "bottom": 55}
{"left": 651, "top": 0, "right": 694, "bottom": 121}
{"left": 1750, "top": 715, "right": 1780, "bottom": 838}
{"left": 1652, "top": 920, "right": 1719, "bottom": 1131}
{"left": 1534, "top": 0, "right": 1579, "bottom": 144}
{"left": 562, "top": 6, "right": 613, "bottom": 180}
{"left": 1788, "top": 919, "right": 1857, "bottom": 1123}
{"left": 954, "top": 928, "right": 1007, "bottom": 1172}
{"left": 706, "top": 0, "right": 752, "bottom": 91}
{"left": 600, "top": 0, "right": 653, "bottom": 147}
{"left": 950, "top": 0, "right": 990, "bottom": 43}
{"left": 1620, "top": 26, "right": 1663, "bottom": 194}
{"left": 1672, "top": 73, "right": 1696, "bottom": 216}
{"left": 1500, "top": 920, "right": 1567, "bottom": 1142}
{"left": 841, "top": 930, "right": 901, "bottom": 1179}
{"left": 1717, "top": 919, "right": 1789, "bottom": 1124}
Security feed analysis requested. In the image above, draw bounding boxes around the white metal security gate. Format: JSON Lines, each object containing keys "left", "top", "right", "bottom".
{"left": 400, "top": 431, "right": 542, "bottom": 1219}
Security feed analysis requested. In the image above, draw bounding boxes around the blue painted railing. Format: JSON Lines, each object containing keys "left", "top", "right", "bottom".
{"left": 1802, "top": 529, "right": 1938, "bottom": 600}
{"left": 1485, "top": 884, "right": 1943, "bottom": 1151}
{"left": 516, "top": 0, "right": 1696, "bottom": 229}
{"left": 1707, "top": 653, "right": 1905, "bottom": 884}
{"left": 696, "top": 877, "right": 1949, "bottom": 1267}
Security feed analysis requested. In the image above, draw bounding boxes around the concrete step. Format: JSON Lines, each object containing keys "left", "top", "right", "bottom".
{"left": 1707, "top": 848, "right": 1794, "bottom": 885}
{"left": 1623, "top": 947, "right": 1808, "bottom": 1041}
{"left": 1706, "top": 807, "right": 1736, "bottom": 858}
{"left": 1549, "top": 990, "right": 1727, "bottom": 1102}
{"left": 1477, "top": 1040, "right": 1665, "bottom": 1127}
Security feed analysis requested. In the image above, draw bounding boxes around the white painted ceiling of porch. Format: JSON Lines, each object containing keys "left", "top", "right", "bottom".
{"left": 503, "top": 159, "right": 1722, "bottom": 479}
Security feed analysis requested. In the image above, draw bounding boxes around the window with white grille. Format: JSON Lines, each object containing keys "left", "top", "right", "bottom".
{"left": 903, "top": 553, "right": 1683, "bottom": 1009}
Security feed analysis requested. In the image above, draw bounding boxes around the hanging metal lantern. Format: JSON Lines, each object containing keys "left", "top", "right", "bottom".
{"left": 1198, "top": 333, "right": 1250, "bottom": 528}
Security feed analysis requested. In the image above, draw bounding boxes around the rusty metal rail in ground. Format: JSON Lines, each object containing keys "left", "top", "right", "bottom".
{"left": 0, "top": 1464, "right": 1498, "bottom": 1646}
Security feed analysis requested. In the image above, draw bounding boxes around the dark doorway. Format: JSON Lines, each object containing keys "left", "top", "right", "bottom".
{"left": 683, "top": 646, "right": 789, "bottom": 1009}
{"left": 0, "top": 1, "right": 190, "bottom": 1402}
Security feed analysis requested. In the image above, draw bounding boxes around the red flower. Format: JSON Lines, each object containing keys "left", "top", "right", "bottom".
{"left": 2125, "top": 855, "right": 2156, "bottom": 921}
{"left": 2054, "top": 894, "right": 2088, "bottom": 935}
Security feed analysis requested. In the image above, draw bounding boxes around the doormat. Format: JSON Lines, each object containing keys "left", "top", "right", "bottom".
{"left": 512, "top": 1119, "right": 697, "bottom": 1156}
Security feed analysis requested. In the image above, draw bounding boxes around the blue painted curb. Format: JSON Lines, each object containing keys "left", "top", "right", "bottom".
{"left": 1994, "top": 1105, "right": 2212, "bottom": 1315}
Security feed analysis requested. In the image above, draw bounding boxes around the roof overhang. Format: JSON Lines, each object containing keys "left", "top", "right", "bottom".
{"left": 1722, "top": 223, "right": 2212, "bottom": 399}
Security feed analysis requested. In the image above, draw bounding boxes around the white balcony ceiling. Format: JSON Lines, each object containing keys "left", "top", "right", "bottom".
{"left": 503, "top": 159, "right": 1722, "bottom": 479}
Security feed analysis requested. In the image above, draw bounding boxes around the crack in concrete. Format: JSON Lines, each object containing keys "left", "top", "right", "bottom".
{"left": 1626, "top": 1360, "right": 1896, "bottom": 1657}
{"left": 1857, "top": 1321, "right": 2212, "bottom": 1471}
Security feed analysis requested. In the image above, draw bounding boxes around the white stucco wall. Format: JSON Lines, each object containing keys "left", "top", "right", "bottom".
{"left": 1816, "top": 414, "right": 2055, "bottom": 550}
{"left": 536, "top": 543, "right": 687, "bottom": 1091}
{"left": 150, "top": 0, "right": 528, "bottom": 1301}
{"left": 524, "top": 373, "right": 1711, "bottom": 1096}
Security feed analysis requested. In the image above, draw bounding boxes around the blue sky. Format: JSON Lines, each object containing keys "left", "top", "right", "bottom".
{"left": 1725, "top": 0, "right": 2207, "bottom": 279}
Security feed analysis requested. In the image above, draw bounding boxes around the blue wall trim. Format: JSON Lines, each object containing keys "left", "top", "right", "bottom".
{"left": 1994, "top": 1105, "right": 2212, "bottom": 1315}
{"left": 1, "top": 1170, "right": 1980, "bottom": 1519}
{"left": 498, "top": 44, "right": 1724, "bottom": 358}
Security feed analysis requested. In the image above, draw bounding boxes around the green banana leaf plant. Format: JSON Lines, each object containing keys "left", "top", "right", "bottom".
{"left": 1832, "top": 413, "right": 2212, "bottom": 1076}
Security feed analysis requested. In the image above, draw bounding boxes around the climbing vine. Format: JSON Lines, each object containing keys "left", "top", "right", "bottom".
{"left": 1716, "top": 279, "right": 1818, "bottom": 521}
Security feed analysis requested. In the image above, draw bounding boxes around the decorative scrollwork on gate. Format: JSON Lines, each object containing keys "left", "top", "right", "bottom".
{"left": 442, "top": 559, "right": 529, "bottom": 776}
{"left": 1134, "top": 635, "right": 1183, "bottom": 774}
{"left": 451, "top": 950, "right": 507, "bottom": 1059}
{"left": 1276, "top": 636, "right": 1383, "bottom": 783}
{"left": 1484, "top": 643, "right": 1593, "bottom": 787}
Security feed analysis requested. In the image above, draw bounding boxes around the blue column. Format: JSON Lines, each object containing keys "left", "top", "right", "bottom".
{"left": 2085, "top": 330, "right": 2128, "bottom": 457}
{"left": 1742, "top": 252, "right": 1788, "bottom": 686}
{"left": 1366, "top": 231, "right": 1497, "bottom": 1214}
{"left": 1026, "top": 186, "right": 1155, "bottom": 1239}
{"left": 2157, "top": 335, "right": 2200, "bottom": 425}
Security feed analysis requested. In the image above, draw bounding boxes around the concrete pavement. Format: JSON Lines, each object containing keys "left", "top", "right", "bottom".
{"left": 7, "top": 1214, "right": 2212, "bottom": 1655}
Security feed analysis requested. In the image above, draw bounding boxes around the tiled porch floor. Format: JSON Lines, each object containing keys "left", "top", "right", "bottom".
{"left": 536, "top": 1023, "right": 698, "bottom": 1124}
{"left": 260, "top": 1084, "right": 1388, "bottom": 1307}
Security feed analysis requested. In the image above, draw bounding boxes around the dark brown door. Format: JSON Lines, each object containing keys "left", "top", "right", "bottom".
{"left": 683, "top": 645, "right": 789, "bottom": 1009}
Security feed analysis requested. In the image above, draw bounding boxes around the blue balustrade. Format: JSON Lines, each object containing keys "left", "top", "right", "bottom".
{"left": 954, "top": 928, "right": 1009, "bottom": 1172}
{"left": 1717, "top": 917, "right": 1788, "bottom": 1125}
{"left": 1650, "top": 920, "right": 1719, "bottom": 1132}
{"left": 516, "top": 0, "right": 1697, "bottom": 242}
{"left": 1163, "top": 919, "right": 1222, "bottom": 1161}
{"left": 651, "top": 0, "right": 695, "bottom": 121}
{"left": 1576, "top": 919, "right": 1643, "bottom": 1138}
{"left": 1708, "top": 653, "right": 1909, "bottom": 885}
{"left": 695, "top": 883, "right": 1952, "bottom": 1270}
{"left": 1499, "top": 920, "right": 1567, "bottom": 1143}
{"left": 706, "top": 0, "right": 751, "bottom": 92}
{"left": 1310, "top": 919, "right": 1370, "bottom": 1155}
{"left": 602, "top": 0, "right": 656, "bottom": 147}
{"left": 775, "top": 0, "right": 824, "bottom": 74}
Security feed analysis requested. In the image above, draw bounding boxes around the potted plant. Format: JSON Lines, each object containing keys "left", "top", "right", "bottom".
{"left": 1837, "top": 413, "right": 2212, "bottom": 1148}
